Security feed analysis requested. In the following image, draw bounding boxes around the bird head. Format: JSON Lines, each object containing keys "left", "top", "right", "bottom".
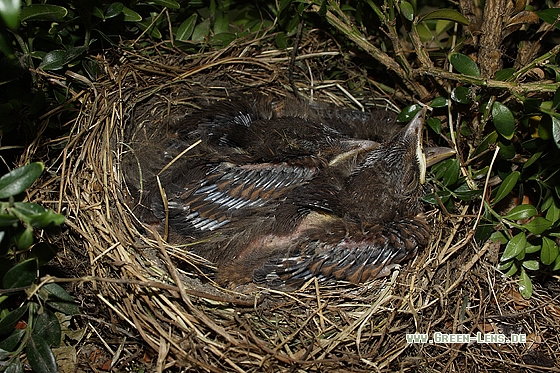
{"left": 347, "top": 108, "right": 454, "bottom": 220}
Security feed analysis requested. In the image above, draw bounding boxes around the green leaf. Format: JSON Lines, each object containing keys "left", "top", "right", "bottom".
{"left": 400, "top": 1, "right": 414, "bottom": 21}
{"left": 176, "top": 14, "right": 197, "bottom": 41}
{"left": 147, "top": 0, "right": 180, "bottom": 9}
{"left": 536, "top": 9, "right": 560, "bottom": 30}
{"left": 552, "top": 87, "right": 560, "bottom": 111}
{"left": 420, "top": 9, "right": 470, "bottom": 25}
{"left": 449, "top": 53, "right": 480, "bottom": 76}
{"left": 32, "top": 309, "right": 61, "bottom": 347}
{"left": 40, "top": 283, "right": 80, "bottom": 316}
{"left": 29, "top": 242, "right": 59, "bottom": 266}
{"left": 426, "top": 117, "right": 441, "bottom": 134}
{"left": 430, "top": 96, "right": 448, "bottom": 108}
{"left": 546, "top": 199, "right": 560, "bottom": 224}
{"left": 541, "top": 236, "right": 559, "bottom": 265}
{"left": 504, "top": 259, "right": 520, "bottom": 276}
{"left": 498, "top": 138, "right": 516, "bottom": 159}
{"left": 492, "top": 171, "right": 520, "bottom": 205}
{"left": 551, "top": 116, "right": 560, "bottom": 150}
{"left": 192, "top": 18, "right": 210, "bottom": 41}
{"left": 499, "top": 258, "right": 513, "bottom": 270}
{"left": 12, "top": 202, "right": 65, "bottom": 228}
{"left": 39, "top": 50, "right": 66, "bottom": 70}
{"left": 0, "top": 163, "right": 44, "bottom": 199}
{"left": 104, "top": 2, "right": 124, "bottom": 19}
{"left": 19, "top": 4, "right": 67, "bottom": 22}
{"left": 3, "top": 258, "right": 37, "bottom": 289}
{"left": 450, "top": 86, "right": 473, "bottom": 104}
{"left": 17, "top": 227, "right": 33, "bottom": 250}
{"left": 121, "top": 6, "right": 142, "bottom": 22}
{"left": 524, "top": 217, "right": 552, "bottom": 235}
{"left": 213, "top": 12, "right": 229, "bottom": 34}
{"left": 553, "top": 253, "right": 560, "bottom": 271}
{"left": 0, "top": 213, "right": 19, "bottom": 227}
{"left": 522, "top": 260, "right": 539, "bottom": 270}
{"left": 501, "top": 232, "right": 526, "bottom": 261}
{"left": 397, "top": 104, "right": 422, "bottom": 122}
{"left": 494, "top": 68, "right": 515, "bottom": 81}
{"left": 26, "top": 334, "right": 58, "bottom": 373}
{"left": 0, "top": 305, "right": 28, "bottom": 335}
{"left": 5, "top": 358, "right": 23, "bottom": 373}
{"left": 518, "top": 269, "right": 533, "bottom": 298}
{"left": 0, "top": 0, "right": 21, "bottom": 30}
{"left": 525, "top": 244, "right": 540, "bottom": 254}
{"left": 0, "top": 329, "right": 25, "bottom": 352}
{"left": 492, "top": 101, "right": 515, "bottom": 140}
{"left": 502, "top": 205, "right": 538, "bottom": 221}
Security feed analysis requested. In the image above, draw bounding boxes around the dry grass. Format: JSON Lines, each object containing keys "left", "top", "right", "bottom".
{"left": 27, "top": 33, "right": 560, "bottom": 372}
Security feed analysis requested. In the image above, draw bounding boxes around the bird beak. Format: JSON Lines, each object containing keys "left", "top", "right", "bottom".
{"left": 403, "top": 108, "right": 455, "bottom": 184}
{"left": 403, "top": 108, "right": 428, "bottom": 184}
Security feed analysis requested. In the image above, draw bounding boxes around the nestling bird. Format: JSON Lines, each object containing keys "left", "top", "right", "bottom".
{"left": 130, "top": 97, "right": 453, "bottom": 288}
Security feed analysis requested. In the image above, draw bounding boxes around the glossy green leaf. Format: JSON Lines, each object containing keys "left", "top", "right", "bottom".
{"left": 12, "top": 202, "right": 65, "bottom": 227}
{"left": 400, "top": 1, "right": 414, "bottom": 21}
{"left": 536, "top": 9, "right": 560, "bottom": 30}
{"left": 518, "top": 269, "right": 533, "bottom": 298}
{"left": 40, "top": 283, "right": 80, "bottom": 316}
{"left": 0, "top": 305, "right": 28, "bottom": 335}
{"left": 502, "top": 205, "right": 538, "bottom": 220}
{"left": 450, "top": 86, "right": 472, "bottom": 104}
{"left": 546, "top": 199, "right": 560, "bottom": 224}
{"left": 498, "top": 138, "right": 516, "bottom": 159}
{"left": 426, "top": 117, "right": 442, "bottom": 134}
{"left": 20, "top": 4, "right": 67, "bottom": 22}
{"left": 504, "top": 260, "right": 520, "bottom": 276}
{"left": 494, "top": 68, "right": 515, "bottom": 81}
{"left": 523, "top": 151, "right": 542, "bottom": 169}
{"left": 26, "top": 334, "right": 57, "bottom": 373}
{"left": 121, "top": 6, "right": 142, "bottom": 22}
{"left": 552, "top": 87, "right": 560, "bottom": 110}
{"left": 17, "top": 227, "right": 33, "bottom": 250}
{"left": 3, "top": 258, "right": 37, "bottom": 289}
{"left": 0, "top": 329, "right": 24, "bottom": 352}
{"left": 454, "top": 183, "right": 482, "bottom": 201}
{"left": 430, "top": 96, "right": 448, "bottom": 108}
{"left": 551, "top": 116, "right": 560, "bottom": 149}
{"left": 420, "top": 9, "right": 470, "bottom": 25}
{"left": 33, "top": 309, "right": 61, "bottom": 347}
{"left": 104, "top": 2, "right": 124, "bottom": 19}
{"left": 552, "top": 253, "right": 560, "bottom": 271}
{"left": 449, "top": 53, "right": 480, "bottom": 76}
{"left": 525, "top": 244, "right": 541, "bottom": 254}
{"left": 524, "top": 217, "right": 552, "bottom": 235}
{"left": 499, "top": 259, "right": 514, "bottom": 270}
{"left": 492, "top": 101, "right": 515, "bottom": 140}
{"left": 147, "top": 0, "right": 180, "bottom": 9}
{"left": 501, "top": 232, "right": 526, "bottom": 261}
{"left": 0, "top": 213, "right": 19, "bottom": 227}
{"left": 472, "top": 131, "right": 498, "bottom": 157}
{"left": 5, "top": 356, "right": 23, "bottom": 373}
{"left": 39, "top": 50, "right": 66, "bottom": 70}
{"left": 397, "top": 104, "right": 422, "bottom": 122}
{"left": 493, "top": 171, "right": 520, "bottom": 205}
{"left": 0, "top": 163, "right": 44, "bottom": 199}
{"left": 0, "top": 0, "right": 21, "bottom": 30}
{"left": 489, "top": 231, "right": 508, "bottom": 244}
{"left": 176, "top": 14, "right": 197, "bottom": 41}
{"left": 541, "top": 236, "right": 559, "bottom": 265}
{"left": 522, "top": 260, "right": 539, "bottom": 271}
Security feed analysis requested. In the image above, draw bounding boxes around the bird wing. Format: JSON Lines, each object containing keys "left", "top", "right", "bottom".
{"left": 253, "top": 216, "right": 430, "bottom": 287}
{"left": 163, "top": 162, "right": 317, "bottom": 235}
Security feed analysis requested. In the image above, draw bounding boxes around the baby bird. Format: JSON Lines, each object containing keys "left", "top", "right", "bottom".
{"left": 132, "top": 97, "right": 452, "bottom": 288}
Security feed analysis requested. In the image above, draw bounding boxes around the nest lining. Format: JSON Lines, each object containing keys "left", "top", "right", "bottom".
{"left": 27, "top": 35, "right": 560, "bottom": 372}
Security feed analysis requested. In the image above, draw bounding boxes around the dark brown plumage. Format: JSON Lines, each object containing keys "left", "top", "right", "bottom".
{"left": 127, "top": 97, "right": 452, "bottom": 288}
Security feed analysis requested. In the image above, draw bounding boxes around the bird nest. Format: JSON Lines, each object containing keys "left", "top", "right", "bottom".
{"left": 30, "top": 34, "right": 560, "bottom": 371}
